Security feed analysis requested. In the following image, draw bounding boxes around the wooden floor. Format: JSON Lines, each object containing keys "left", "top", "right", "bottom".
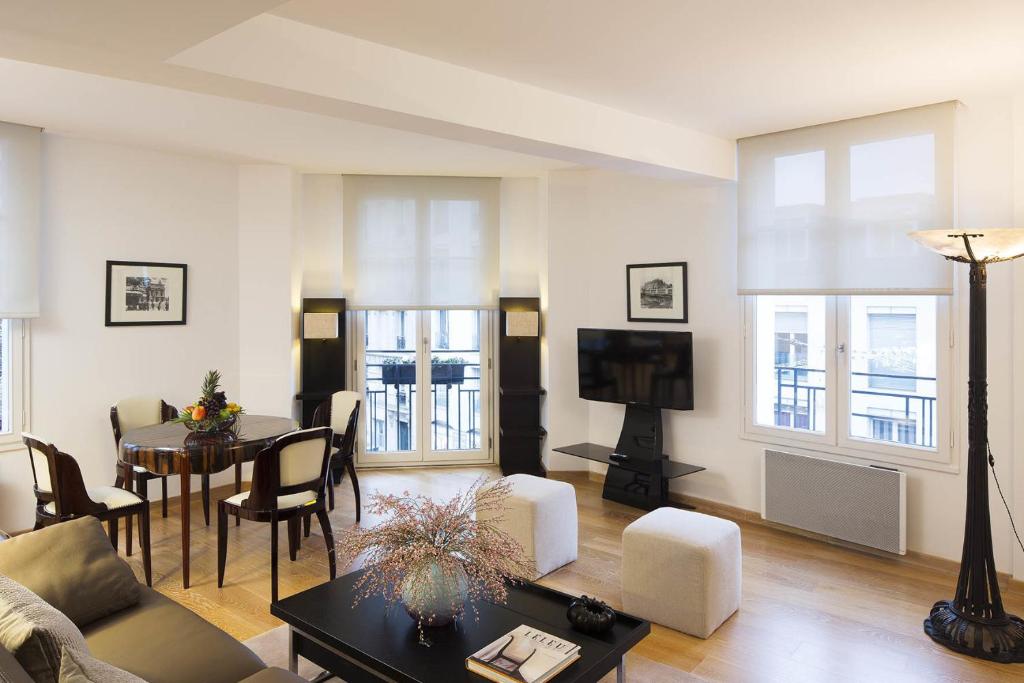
{"left": 119, "top": 465, "right": 1024, "bottom": 682}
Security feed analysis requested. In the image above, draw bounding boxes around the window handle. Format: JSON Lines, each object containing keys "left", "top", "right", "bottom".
{"left": 837, "top": 343, "right": 846, "bottom": 354}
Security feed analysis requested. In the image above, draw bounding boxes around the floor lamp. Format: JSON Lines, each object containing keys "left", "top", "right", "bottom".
{"left": 910, "top": 229, "right": 1024, "bottom": 663}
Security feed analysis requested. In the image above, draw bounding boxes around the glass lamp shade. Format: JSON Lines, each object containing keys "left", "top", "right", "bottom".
{"left": 909, "top": 228, "right": 1024, "bottom": 263}
{"left": 303, "top": 312, "right": 338, "bottom": 339}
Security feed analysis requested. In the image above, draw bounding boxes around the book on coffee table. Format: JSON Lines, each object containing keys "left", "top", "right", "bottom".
{"left": 466, "top": 625, "right": 581, "bottom": 683}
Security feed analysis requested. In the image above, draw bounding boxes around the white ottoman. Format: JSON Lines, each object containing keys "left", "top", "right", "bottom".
{"left": 622, "top": 507, "right": 741, "bottom": 638}
{"left": 478, "top": 474, "right": 578, "bottom": 580}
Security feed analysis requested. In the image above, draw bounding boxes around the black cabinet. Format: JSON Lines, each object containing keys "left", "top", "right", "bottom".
{"left": 498, "top": 297, "right": 546, "bottom": 476}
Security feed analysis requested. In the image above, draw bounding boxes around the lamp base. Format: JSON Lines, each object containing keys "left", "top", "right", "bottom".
{"left": 924, "top": 600, "right": 1024, "bottom": 663}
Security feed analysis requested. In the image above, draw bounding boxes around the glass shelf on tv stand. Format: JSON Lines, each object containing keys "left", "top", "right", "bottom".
{"left": 552, "top": 442, "right": 705, "bottom": 479}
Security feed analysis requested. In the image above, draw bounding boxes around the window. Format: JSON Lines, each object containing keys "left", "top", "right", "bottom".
{"left": 357, "top": 309, "right": 491, "bottom": 467}
{"left": 745, "top": 295, "right": 950, "bottom": 466}
{"left": 0, "top": 319, "right": 27, "bottom": 450}
{"left": 753, "top": 296, "right": 828, "bottom": 435}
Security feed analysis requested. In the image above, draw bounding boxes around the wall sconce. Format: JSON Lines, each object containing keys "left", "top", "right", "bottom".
{"left": 505, "top": 311, "right": 539, "bottom": 337}
{"left": 303, "top": 312, "right": 338, "bottom": 340}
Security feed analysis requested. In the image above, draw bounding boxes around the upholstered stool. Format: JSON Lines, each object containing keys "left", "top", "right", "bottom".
{"left": 477, "top": 474, "right": 578, "bottom": 580}
{"left": 621, "top": 507, "right": 741, "bottom": 638}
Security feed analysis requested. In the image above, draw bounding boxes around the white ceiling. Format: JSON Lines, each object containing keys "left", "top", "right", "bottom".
{"left": 0, "top": 59, "right": 572, "bottom": 176}
{"left": 274, "top": 0, "right": 1024, "bottom": 138}
{"left": 1, "top": 0, "right": 1023, "bottom": 173}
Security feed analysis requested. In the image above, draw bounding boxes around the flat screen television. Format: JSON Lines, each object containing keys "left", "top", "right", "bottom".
{"left": 577, "top": 328, "right": 694, "bottom": 410}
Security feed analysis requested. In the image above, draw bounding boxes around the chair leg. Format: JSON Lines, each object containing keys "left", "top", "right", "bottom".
{"left": 328, "top": 467, "right": 336, "bottom": 512}
{"left": 108, "top": 518, "right": 119, "bottom": 552}
{"left": 161, "top": 477, "right": 168, "bottom": 518}
{"left": 347, "top": 459, "right": 361, "bottom": 522}
{"left": 131, "top": 473, "right": 149, "bottom": 557}
{"left": 125, "top": 469, "right": 135, "bottom": 557}
{"left": 315, "top": 508, "right": 337, "bottom": 581}
{"left": 234, "top": 462, "right": 242, "bottom": 527}
{"left": 140, "top": 503, "right": 152, "bottom": 587}
{"left": 270, "top": 514, "right": 279, "bottom": 604}
{"left": 201, "top": 475, "right": 211, "bottom": 526}
{"left": 303, "top": 512, "right": 311, "bottom": 538}
{"left": 217, "top": 502, "right": 228, "bottom": 588}
{"left": 287, "top": 517, "right": 299, "bottom": 562}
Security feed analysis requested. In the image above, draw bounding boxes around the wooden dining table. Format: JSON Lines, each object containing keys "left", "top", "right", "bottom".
{"left": 118, "top": 414, "right": 297, "bottom": 588}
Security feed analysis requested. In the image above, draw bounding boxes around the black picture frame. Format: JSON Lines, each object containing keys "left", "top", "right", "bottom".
{"left": 626, "top": 261, "right": 688, "bottom": 323}
{"left": 105, "top": 260, "right": 188, "bottom": 326}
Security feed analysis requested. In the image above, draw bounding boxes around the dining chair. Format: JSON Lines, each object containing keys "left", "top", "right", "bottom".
{"left": 217, "top": 427, "right": 336, "bottom": 603}
{"left": 24, "top": 433, "right": 152, "bottom": 586}
{"left": 315, "top": 391, "right": 362, "bottom": 517}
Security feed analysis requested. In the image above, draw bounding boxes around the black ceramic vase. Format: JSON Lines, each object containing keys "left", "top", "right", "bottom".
{"left": 566, "top": 595, "right": 616, "bottom": 635}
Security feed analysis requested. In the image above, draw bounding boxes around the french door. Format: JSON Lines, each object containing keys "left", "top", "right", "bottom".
{"left": 354, "top": 309, "right": 492, "bottom": 466}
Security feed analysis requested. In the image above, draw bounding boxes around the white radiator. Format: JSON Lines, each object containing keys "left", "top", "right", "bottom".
{"left": 761, "top": 449, "right": 906, "bottom": 555}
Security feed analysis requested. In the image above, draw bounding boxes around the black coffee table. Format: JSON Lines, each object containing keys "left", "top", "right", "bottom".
{"left": 271, "top": 570, "right": 650, "bottom": 683}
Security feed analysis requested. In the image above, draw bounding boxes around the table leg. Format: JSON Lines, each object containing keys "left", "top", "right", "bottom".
{"left": 288, "top": 627, "right": 298, "bottom": 674}
{"left": 617, "top": 655, "right": 625, "bottom": 683}
{"left": 180, "top": 460, "right": 191, "bottom": 589}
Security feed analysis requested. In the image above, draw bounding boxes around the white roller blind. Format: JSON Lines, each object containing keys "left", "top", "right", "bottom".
{"left": 738, "top": 102, "right": 956, "bottom": 295}
{"left": 342, "top": 175, "right": 499, "bottom": 308}
{"left": 0, "top": 122, "right": 41, "bottom": 317}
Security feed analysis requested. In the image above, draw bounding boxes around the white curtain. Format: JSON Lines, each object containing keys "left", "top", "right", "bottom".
{"left": 0, "top": 121, "right": 41, "bottom": 317}
{"left": 342, "top": 175, "right": 499, "bottom": 308}
{"left": 737, "top": 102, "right": 956, "bottom": 295}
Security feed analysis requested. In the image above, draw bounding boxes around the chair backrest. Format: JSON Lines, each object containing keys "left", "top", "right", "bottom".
{"left": 312, "top": 391, "right": 361, "bottom": 460}
{"left": 22, "top": 434, "right": 104, "bottom": 519}
{"left": 245, "top": 427, "right": 333, "bottom": 511}
{"left": 110, "top": 396, "right": 178, "bottom": 448}
{"left": 328, "top": 391, "right": 360, "bottom": 433}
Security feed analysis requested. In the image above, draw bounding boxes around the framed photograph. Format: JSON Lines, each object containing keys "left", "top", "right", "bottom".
{"left": 105, "top": 260, "right": 187, "bottom": 326}
{"left": 626, "top": 262, "right": 688, "bottom": 323}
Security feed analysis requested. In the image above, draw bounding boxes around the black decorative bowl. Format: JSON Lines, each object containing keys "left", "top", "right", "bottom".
{"left": 566, "top": 595, "right": 616, "bottom": 635}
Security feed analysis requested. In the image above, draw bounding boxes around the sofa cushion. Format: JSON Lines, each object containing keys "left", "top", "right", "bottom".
{"left": 0, "top": 644, "right": 34, "bottom": 683}
{"left": 0, "top": 518, "right": 139, "bottom": 627}
{"left": 0, "top": 576, "right": 89, "bottom": 683}
{"left": 238, "top": 668, "right": 308, "bottom": 683}
{"left": 58, "top": 647, "right": 147, "bottom": 683}
{"left": 82, "top": 588, "right": 265, "bottom": 683}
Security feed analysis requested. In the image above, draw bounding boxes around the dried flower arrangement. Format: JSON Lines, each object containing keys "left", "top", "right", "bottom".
{"left": 336, "top": 477, "right": 533, "bottom": 642}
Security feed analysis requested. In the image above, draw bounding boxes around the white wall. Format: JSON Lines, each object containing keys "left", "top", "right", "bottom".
{"left": 0, "top": 135, "right": 240, "bottom": 532}
{"left": 499, "top": 178, "right": 542, "bottom": 297}
{"left": 542, "top": 98, "right": 1024, "bottom": 570}
{"left": 237, "top": 165, "right": 302, "bottom": 419}
{"left": 301, "top": 174, "right": 344, "bottom": 299}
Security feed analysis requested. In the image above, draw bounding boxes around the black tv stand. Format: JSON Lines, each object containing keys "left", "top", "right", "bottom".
{"left": 553, "top": 404, "right": 704, "bottom": 510}
{"left": 615, "top": 404, "right": 663, "bottom": 459}
{"left": 553, "top": 442, "right": 705, "bottom": 510}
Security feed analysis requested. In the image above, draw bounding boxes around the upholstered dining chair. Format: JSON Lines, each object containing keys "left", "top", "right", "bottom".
{"left": 217, "top": 427, "right": 336, "bottom": 603}
{"left": 313, "top": 390, "right": 362, "bottom": 519}
{"left": 24, "top": 433, "right": 152, "bottom": 586}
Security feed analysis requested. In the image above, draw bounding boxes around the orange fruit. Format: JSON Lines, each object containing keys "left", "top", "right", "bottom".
{"left": 192, "top": 405, "right": 207, "bottom": 421}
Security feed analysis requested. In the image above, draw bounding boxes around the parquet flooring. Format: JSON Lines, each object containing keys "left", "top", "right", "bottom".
{"left": 118, "top": 466, "right": 1024, "bottom": 682}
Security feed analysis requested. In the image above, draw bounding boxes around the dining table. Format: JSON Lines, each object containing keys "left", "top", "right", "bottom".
{"left": 118, "top": 414, "right": 297, "bottom": 588}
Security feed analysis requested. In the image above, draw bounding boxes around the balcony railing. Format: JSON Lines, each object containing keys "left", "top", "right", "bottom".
{"left": 774, "top": 365, "right": 937, "bottom": 448}
{"left": 364, "top": 358, "right": 481, "bottom": 453}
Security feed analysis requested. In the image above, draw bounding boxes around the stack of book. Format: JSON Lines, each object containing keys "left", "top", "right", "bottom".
{"left": 466, "top": 625, "right": 581, "bottom": 683}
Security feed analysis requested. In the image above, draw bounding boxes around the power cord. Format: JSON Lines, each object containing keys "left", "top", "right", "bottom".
{"left": 989, "top": 442, "right": 1024, "bottom": 555}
